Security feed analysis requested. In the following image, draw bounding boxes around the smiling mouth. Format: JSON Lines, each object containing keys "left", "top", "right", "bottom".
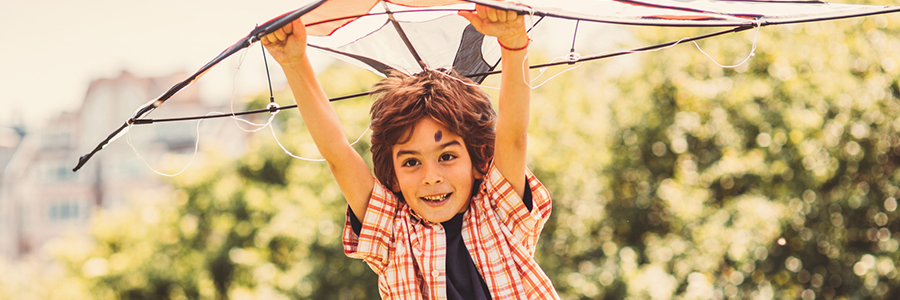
{"left": 421, "top": 193, "right": 451, "bottom": 202}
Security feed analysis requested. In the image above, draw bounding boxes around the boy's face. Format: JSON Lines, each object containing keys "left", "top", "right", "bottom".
{"left": 392, "top": 117, "right": 482, "bottom": 223}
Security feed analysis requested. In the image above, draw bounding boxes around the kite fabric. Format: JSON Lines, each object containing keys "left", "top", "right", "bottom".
{"left": 73, "top": 0, "right": 900, "bottom": 172}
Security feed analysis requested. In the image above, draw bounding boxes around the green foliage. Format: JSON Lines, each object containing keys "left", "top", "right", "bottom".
{"left": 527, "top": 13, "right": 900, "bottom": 300}
{"left": 4, "top": 10, "right": 899, "bottom": 300}
{"left": 3, "top": 62, "right": 382, "bottom": 300}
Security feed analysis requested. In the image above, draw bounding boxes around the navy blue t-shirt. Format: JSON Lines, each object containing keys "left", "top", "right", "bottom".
{"left": 349, "top": 184, "right": 533, "bottom": 300}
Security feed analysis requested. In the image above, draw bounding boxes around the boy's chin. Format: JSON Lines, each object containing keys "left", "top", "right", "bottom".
{"left": 414, "top": 208, "right": 454, "bottom": 223}
{"left": 412, "top": 200, "right": 468, "bottom": 223}
{"left": 422, "top": 212, "right": 456, "bottom": 223}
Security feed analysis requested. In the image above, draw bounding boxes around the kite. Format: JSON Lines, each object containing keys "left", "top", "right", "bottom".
{"left": 71, "top": 0, "right": 900, "bottom": 172}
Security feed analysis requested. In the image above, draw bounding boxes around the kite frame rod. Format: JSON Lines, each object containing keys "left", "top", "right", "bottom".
{"left": 131, "top": 91, "right": 371, "bottom": 124}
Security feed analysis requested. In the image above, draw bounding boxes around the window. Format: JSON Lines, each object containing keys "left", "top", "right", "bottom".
{"left": 48, "top": 202, "right": 82, "bottom": 222}
{"left": 41, "top": 132, "right": 71, "bottom": 150}
{"left": 43, "top": 161, "right": 76, "bottom": 182}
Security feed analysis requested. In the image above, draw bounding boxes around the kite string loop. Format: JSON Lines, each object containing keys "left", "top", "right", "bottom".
{"left": 529, "top": 51, "right": 583, "bottom": 89}
{"left": 271, "top": 125, "right": 371, "bottom": 162}
{"left": 693, "top": 19, "right": 762, "bottom": 68}
{"left": 125, "top": 113, "right": 207, "bottom": 177}
{"left": 527, "top": 20, "right": 763, "bottom": 88}
{"left": 527, "top": 14, "right": 586, "bottom": 89}
{"left": 228, "top": 47, "right": 273, "bottom": 133}
{"left": 227, "top": 41, "right": 340, "bottom": 162}
{"left": 226, "top": 40, "right": 370, "bottom": 163}
{"left": 127, "top": 40, "right": 367, "bottom": 177}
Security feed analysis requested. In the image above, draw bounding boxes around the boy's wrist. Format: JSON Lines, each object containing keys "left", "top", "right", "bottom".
{"left": 499, "top": 37, "right": 530, "bottom": 51}
{"left": 497, "top": 35, "right": 529, "bottom": 51}
{"left": 279, "top": 53, "right": 312, "bottom": 71}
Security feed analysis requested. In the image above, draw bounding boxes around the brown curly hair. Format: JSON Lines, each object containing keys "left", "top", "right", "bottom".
{"left": 369, "top": 68, "right": 496, "bottom": 192}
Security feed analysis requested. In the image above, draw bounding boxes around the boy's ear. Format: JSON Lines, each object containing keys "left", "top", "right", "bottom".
{"left": 473, "top": 163, "right": 487, "bottom": 180}
{"left": 390, "top": 179, "right": 402, "bottom": 193}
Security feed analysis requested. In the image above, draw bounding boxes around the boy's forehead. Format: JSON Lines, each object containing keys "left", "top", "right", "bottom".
{"left": 408, "top": 118, "right": 454, "bottom": 140}
{"left": 393, "top": 119, "right": 466, "bottom": 153}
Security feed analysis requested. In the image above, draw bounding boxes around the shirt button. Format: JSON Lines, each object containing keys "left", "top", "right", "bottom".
{"left": 431, "top": 270, "right": 440, "bottom": 278}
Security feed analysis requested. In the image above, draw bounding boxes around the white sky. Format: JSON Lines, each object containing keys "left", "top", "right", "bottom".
{"left": 0, "top": 0, "right": 327, "bottom": 128}
{"left": 0, "top": 0, "right": 729, "bottom": 129}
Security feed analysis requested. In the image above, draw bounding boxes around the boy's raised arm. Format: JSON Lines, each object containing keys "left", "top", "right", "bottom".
{"left": 460, "top": 6, "right": 531, "bottom": 198}
{"left": 262, "top": 20, "right": 374, "bottom": 221}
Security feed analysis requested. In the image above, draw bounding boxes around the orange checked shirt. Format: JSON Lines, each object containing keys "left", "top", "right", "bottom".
{"left": 342, "top": 162, "right": 559, "bottom": 299}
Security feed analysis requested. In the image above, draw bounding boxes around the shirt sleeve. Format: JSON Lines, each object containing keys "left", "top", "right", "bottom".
{"left": 482, "top": 162, "right": 552, "bottom": 256}
{"left": 341, "top": 180, "right": 398, "bottom": 274}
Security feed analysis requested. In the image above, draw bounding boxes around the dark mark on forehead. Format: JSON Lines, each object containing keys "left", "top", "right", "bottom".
{"left": 434, "top": 130, "right": 442, "bottom": 142}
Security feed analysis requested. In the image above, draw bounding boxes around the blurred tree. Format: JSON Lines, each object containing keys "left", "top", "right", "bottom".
{"left": 527, "top": 8, "right": 900, "bottom": 300}
{"left": 36, "top": 62, "right": 381, "bottom": 300}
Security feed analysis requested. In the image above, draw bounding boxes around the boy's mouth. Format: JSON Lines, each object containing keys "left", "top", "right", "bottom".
{"left": 421, "top": 193, "right": 451, "bottom": 203}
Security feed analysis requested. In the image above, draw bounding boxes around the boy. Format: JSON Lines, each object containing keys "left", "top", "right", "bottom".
{"left": 262, "top": 4, "right": 558, "bottom": 299}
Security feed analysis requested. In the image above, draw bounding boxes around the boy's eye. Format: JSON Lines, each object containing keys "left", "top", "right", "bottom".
{"left": 402, "top": 159, "right": 420, "bottom": 167}
{"left": 439, "top": 154, "right": 456, "bottom": 162}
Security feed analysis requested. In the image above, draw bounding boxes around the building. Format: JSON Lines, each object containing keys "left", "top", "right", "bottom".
{"left": 0, "top": 126, "right": 25, "bottom": 257}
{"left": 0, "top": 71, "right": 248, "bottom": 258}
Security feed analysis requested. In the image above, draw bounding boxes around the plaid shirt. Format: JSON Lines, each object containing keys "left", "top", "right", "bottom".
{"left": 342, "top": 162, "right": 559, "bottom": 299}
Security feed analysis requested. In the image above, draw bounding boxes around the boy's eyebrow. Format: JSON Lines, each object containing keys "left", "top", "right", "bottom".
{"left": 395, "top": 140, "right": 462, "bottom": 158}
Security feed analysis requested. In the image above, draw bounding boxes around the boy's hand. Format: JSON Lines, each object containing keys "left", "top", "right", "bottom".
{"left": 261, "top": 18, "right": 308, "bottom": 67}
{"left": 458, "top": 4, "right": 529, "bottom": 50}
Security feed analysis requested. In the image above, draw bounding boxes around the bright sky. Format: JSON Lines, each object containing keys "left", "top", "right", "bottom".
{"left": 0, "top": 0, "right": 326, "bottom": 128}
{"left": 0, "top": 0, "right": 633, "bottom": 129}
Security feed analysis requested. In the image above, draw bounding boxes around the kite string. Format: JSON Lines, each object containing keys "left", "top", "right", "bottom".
{"left": 270, "top": 123, "right": 372, "bottom": 162}
{"left": 229, "top": 47, "right": 273, "bottom": 133}
{"left": 126, "top": 41, "right": 371, "bottom": 177}
{"left": 529, "top": 20, "right": 763, "bottom": 88}
{"left": 125, "top": 113, "right": 206, "bottom": 177}
{"left": 225, "top": 41, "right": 369, "bottom": 163}
{"left": 227, "top": 43, "right": 322, "bottom": 160}
{"left": 529, "top": 53, "right": 582, "bottom": 89}
{"left": 125, "top": 105, "right": 372, "bottom": 176}
{"left": 692, "top": 19, "right": 762, "bottom": 68}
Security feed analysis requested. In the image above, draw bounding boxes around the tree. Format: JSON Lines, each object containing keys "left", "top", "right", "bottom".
{"left": 36, "top": 62, "right": 381, "bottom": 300}
{"left": 527, "top": 10, "right": 900, "bottom": 300}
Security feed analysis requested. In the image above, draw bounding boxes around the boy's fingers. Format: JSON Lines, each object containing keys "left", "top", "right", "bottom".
{"left": 458, "top": 11, "right": 477, "bottom": 24}
{"left": 273, "top": 29, "right": 287, "bottom": 42}
{"left": 486, "top": 6, "right": 499, "bottom": 22}
{"left": 505, "top": 10, "right": 518, "bottom": 23}
{"left": 475, "top": 5, "right": 487, "bottom": 20}
{"left": 472, "top": 4, "right": 520, "bottom": 23}
{"left": 282, "top": 22, "right": 293, "bottom": 35}
{"left": 497, "top": 8, "right": 508, "bottom": 22}
{"left": 458, "top": 10, "right": 485, "bottom": 32}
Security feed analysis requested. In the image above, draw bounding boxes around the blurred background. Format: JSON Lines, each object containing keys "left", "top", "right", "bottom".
{"left": 1, "top": 0, "right": 899, "bottom": 299}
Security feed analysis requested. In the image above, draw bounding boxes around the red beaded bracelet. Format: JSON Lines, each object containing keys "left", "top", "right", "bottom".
{"left": 498, "top": 38, "right": 531, "bottom": 51}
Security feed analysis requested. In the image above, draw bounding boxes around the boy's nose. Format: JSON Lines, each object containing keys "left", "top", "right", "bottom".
{"left": 422, "top": 163, "right": 443, "bottom": 186}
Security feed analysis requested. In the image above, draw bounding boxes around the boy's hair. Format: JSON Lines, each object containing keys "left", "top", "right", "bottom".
{"left": 370, "top": 69, "right": 496, "bottom": 193}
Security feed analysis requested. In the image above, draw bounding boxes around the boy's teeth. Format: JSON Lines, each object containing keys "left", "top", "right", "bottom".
{"left": 423, "top": 193, "right": 449, "bottom": 201}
